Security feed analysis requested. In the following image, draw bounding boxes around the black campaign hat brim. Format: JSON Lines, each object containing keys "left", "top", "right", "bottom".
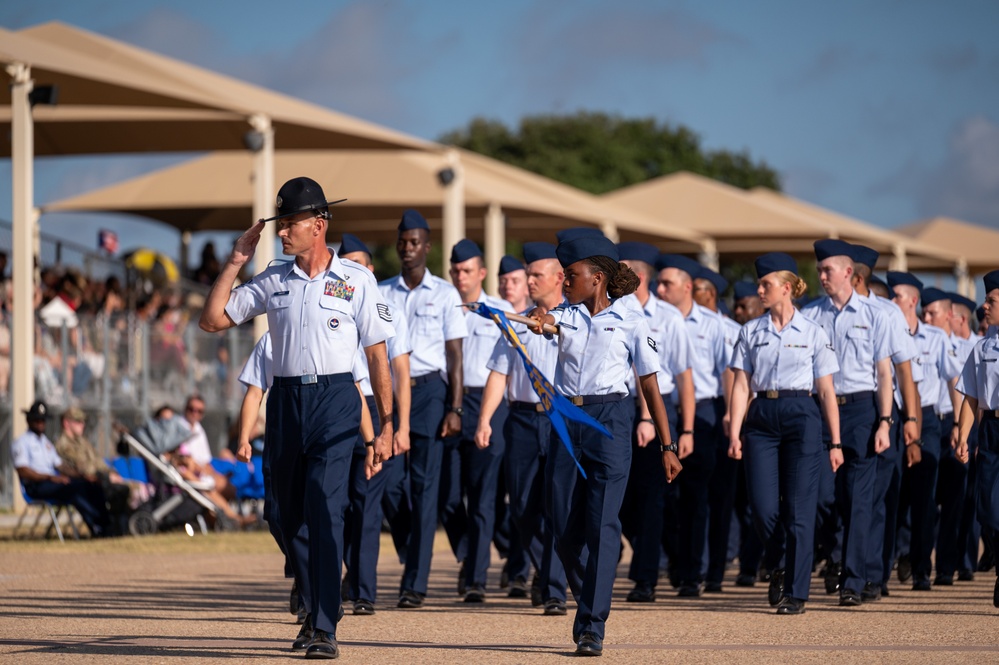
{"left": 260, "top": 198, "right": 347, "bottom": 223}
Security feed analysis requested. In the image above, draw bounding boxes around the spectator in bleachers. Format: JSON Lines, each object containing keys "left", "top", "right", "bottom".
{"left": 13, "top": 400, "right": 112, "bottom": 537}
{"left": 167, "top": 442, "right": 255, "bottom": 528}
{"left": 179, "top": 395, "right": 236, "bottom": 498}
{"left": 194, "top": 242, "right": 221, "bottom": 285}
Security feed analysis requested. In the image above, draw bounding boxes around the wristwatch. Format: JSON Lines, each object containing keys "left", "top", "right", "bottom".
{"left": 680, "top": 430, "right": 694, "bottom": 436}
{"left": 878, "top": 416, "right": 894, "bottom": 426}
{"left": 907, "top": 438, "right": 924, "bottom": 448}
{"left": 660, "top": 441, "right": 678, "bottom": 454}
{"left": 828, "top": 442, "right": 843, "bottom": 450}
{"left": 364, "top": 439, "right": 375, "bottom": 448}
{"left": 904, "top": 416, "right": 918, "bottom": 424}
{"left": 449, "top": 406, "right": 465, "bottom": 417}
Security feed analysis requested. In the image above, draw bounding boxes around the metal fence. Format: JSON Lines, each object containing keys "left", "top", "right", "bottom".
{"left": 0, "top": 312, "right": 257, "bottom": 510}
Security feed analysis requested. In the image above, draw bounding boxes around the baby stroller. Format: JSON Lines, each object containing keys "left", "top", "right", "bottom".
{"left": 119, "top": 415, "right": 231, "bottom": 536}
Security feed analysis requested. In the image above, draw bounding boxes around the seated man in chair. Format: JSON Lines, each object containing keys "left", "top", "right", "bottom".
{"left": 13, "top": 401, "right": 112, "bottom": 538}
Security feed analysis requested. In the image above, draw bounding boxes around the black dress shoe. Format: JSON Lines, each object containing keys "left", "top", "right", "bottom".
{"left": 768, "top": 569, "right": 785, "bottom": 607}
{"left": 292, "top": 617, "right": 313, "bottom": 651}
{"left": 575, "top": 632, "right": 603, "bottom": 657}
{"left": 993, "top": 577, "right": 999, "bottom": 608}
{"left": 703, "top": 581, "right": 723, "bottom": 593}
{"left": 544, "top": 598, "right": 567, "bottom": 616}
{"left": 978, "top": 551, "right": 995, "bottom": 573}
{"left": 912, "top": 577, "right": 932, "bottom": 591}
{"left": 839, "top": 588, "right": 862, "bottom": 606}
{"left": 958, "top": 570, "right": 975, "bottom": 582}
{"left": 776, "top": 596, "right": 806, "bottom": 615}
{"left": 861, "top": 582, "right": 881, "bottom": 602}
{"left": 464, "top": 586, "right": 486, "bottom": 603}
{"left": 880, "top": 584, "right": 890, "bottom": 597}
{"left": 626, "top": 583, "right": 656, "bottom": 602}
{"left": 678, "top": 582, "right": 701, "bottom": 597}
{"left": 531, "top": 574, "right": 543, "bottom": 607}
{"left": 735, "top": 574, "right": 756, "bottom": 587}
{"left": 353, "top": 599, "right": 374, "bottom": 616}
{"left": 897, "top": 555, "right": 913, "bottom": 583}
{"left": 340, "top": 575, "right": 350, "bottom": 602}
{"left": 824, "top": 562, "right": 841, "bottom": 594}
{"left": 305, "top": 629, "right": 339, "bottom": 660}
{"left": 397, "top": 590, "right": 425, "bottom": 608}
{"left": 934, "top": 574, "right": 954, "bottom": 586}
{"left": 508, "top": 577, "right": 529, "bottom": 598}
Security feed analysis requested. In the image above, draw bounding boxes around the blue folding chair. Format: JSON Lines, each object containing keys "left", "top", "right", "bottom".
{"left": 128, "top": 457, "right": 149, "bottom": 484}
{"left": 13, "top": 484, "right": 80, "bottom": 542}
{"left": 110, "top": 457, "right": 131, "bottom": 480}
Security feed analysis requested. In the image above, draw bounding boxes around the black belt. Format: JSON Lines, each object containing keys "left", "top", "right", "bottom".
{"left": 511, "top": 401, "right": 546, "bottom": 413}
{"left": 938, "top": 412, "right": 954, "bottom": 421}
{"left": 410, "top": 373, "right": 439, "bottom": 387}
{"left": 836, "top": 391, "right": 874, "bottom": 405}
{"left": 984, "top": 410, "right": 999, "bottom": 421}
{"left": 272, "top": 372, "right": 352, "bottom": 387}
{"left": 757, "top": 390, "right": 812, "bottom": 400}
{"left": 464, "top": 387, "right": 484, "bottom": 395}
{"left": 568, "top": 394, "right": 625, "bottom": 406}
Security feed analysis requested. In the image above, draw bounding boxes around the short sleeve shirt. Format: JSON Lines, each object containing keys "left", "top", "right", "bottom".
{"left": 486, "top": 307, "right": 560, "bottom": 403}
{"left": 238, "top": 334, "right": 273, "bottom": 391}
{"left": 937, "top": 333, "right": 977, "bottom": 414}
{"left": 354, "top": 303, "right": 413, "bottom": 397}
{"left": 957, "top": 328, "right": 999, "bottom": 410}
{"left": 730, "top": 309, "right": 839, "bottom": 392}
{"left": 800, "top": 291, "right": 892, "bottom": 394}
{"left": 548, "top": 298, "right": 660, "bottom": 396}
{"left": 682, "top": 303, "right": 729, "bottom": 401}
{"left": 11, "top": 431, "right": 62, "bottom": 476}
{"left": 462, "top": 294, "right": 513, "bottom": 388}
{"left": 622, "top": 294, "right": 693, "bottom": 396}
{"left": 379, "top": 270, "right": 468, "bottom": 378}
{"left": 225, "top": 249, "right": 395, "bottom": 377}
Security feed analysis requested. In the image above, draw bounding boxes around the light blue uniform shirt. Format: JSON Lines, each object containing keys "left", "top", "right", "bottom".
{"left": 353, "top": 303, "right": 413, "bottom": 397}
{"left": 937, "top": 333, "right": 977, "bottom": 415}
{"left": 462, "top": 293, "right": 513, "bottom": 388}
{"left": 719, "top": 315, "right": 741, "bottom": 397}
{"left": 379, "top": 270, "right": 468, "bottom": 379}
{"left": 864, "top": 292, "right": 923, "bottom": 408}
{"left": 486, "top": 308, "right": 560, "bottom": 403}
{"left": 225, "top": 250, "right": 395, "bottom": 378}
{"left": 620, "top": 293, "right": 693, "bottom": 396}
{"left": 238, "top": 334, "right": 273, "bottom": 391}
{"left": 730, "top": 310, "right": 839, "bottom": 392}
{"left": 548, "top": 298, "right": 660, "bottom": 397}
{"left": 907, "top": 323, "right": 963, "bottom": 410}
{"left": 681, "top": 303, "right": 728, "bottom": 402}
{"left": 801, "top": 291, "right": 892, "bottom": 395}
{"left": 11, "top": 431, "right": 62, "bottom": 476}
{"left": 957, "top": 327, "right": 999, "bottom": 410}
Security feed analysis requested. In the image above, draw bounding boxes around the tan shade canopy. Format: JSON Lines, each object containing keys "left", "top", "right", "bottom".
{"left": 1, "top": 21, "right": 432, "bottom": 155}
{"left": 894, "top": 217, "right": 999, "bottom": 275}
{"left": 44, "top": 148, "right": 707, "bottom": 250}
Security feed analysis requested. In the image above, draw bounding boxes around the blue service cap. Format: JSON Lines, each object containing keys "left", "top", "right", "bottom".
{"left": 887, "top": 271, "right": 924, "bottom": 293}
{"left": 814, "top": 238, "right": 854, "bottom": 262}
{"left": 398, "top": 209, "right": 430, "bottom": 232}
{"left": 523, "top": 241, "right": 557, "bottom": 264}
{"left": 733, "top": 281, "right": 758, "bottom": 301}
{"left": 697, "top": 266, "right": 728, "bottom": 294}
{"left": 920, "top": 287, "right": 951, "bottom": 308}
{"left": 947, "top": 292, "right": 976, "bottom": 312}
{"left": 339, "top": 233, "right": 371, "bottom": 257}
{"left": 849, "top": 244, "right": 880, "bottom": 270}
{"left": 498, "top": 255, "right": 524, "bottom": 276}
{"left": 869, "top": 274, "right": 888, "bottom": 291}
{"left": 616, "top": 241, "right": 659, "bottom": 266}
{"left": 450, "top": 238, "right": 482, "bottom": 264}
{"left": 985, "top": 270, "right": 999, "bottom": 294}
{"left": 556, "top": 227, "right": 605, "bottom": 243}
{"left": 556, "top": 236, "right": 619, "bottom": 268}
{"left": 718, "top": 300, "right": 732, "bottom": 317}
{"left": 754, "top": 252, "right": 798, "bottom": 279}
{"left": 654, "top": 253, "right": 701, "bottom": 278}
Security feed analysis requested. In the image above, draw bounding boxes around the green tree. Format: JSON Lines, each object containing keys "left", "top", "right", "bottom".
{"left": 439, "top": 112, "right": 781, "bottom": 195}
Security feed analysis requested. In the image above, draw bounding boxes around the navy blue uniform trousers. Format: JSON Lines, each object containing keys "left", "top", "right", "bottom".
{"left": 620, "top": 398, "right": 678, "bottom": 587}
{"left": 267, "top": 373, "right": 359, "bottom": 635}
{"left": 399, "top": 375, "right": 447, "bottom": 596}
{"left": 548, "top": 399, "right": 632, "bottom": 642}
{"left": 742, "top": 396, "right": 823, "bottom": 601}
{"left": 935, "top": 412, "right": 966, "bottom": 578}
{"left": 976, "top": 413, "right": 999, "bottom": 533}
{"left": 674, "top": 397, "right": 724, "bottom": 586}
{"left": 344, "top": 395, "right": 404, "bottom": 604}
{"left": 868, "top": 403, "right": 900, "bottom": 586}
{"left": 904, "top": 406, "right": 942, "bottom": 582}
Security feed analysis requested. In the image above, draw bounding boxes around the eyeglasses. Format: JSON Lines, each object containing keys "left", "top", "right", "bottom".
{"left": 187, "top": 407, "right": 204, "bottom": 415}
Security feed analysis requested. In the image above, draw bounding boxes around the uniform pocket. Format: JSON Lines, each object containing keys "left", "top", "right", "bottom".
{"left": 266, "top": 293, "right": 294, "bottom": 334}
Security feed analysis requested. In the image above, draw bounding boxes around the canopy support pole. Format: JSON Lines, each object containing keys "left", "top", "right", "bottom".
{"left": 955, "top": 258, "right": 970, "bottom": 298}
{"left": 699, "top": 239, "right": 719, "bottom": 272}
{"left": 600, "top": 220, "right": 619, "bottom": 243}
{"left": 889, "top": 243, "right": 907, "bottom": 272}
{"left": 484, "top": 202, "right": 504, "bottom": 297}
{"left": 441, "top": 149, "right": 465, "bottom": 281}
{"left": 249, "top": 114, "right": 274, "bottom": 342}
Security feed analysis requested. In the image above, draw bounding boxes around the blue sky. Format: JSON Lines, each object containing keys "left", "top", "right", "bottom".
{"left": 2, "top": 0, "right": 997, "bottom": 265}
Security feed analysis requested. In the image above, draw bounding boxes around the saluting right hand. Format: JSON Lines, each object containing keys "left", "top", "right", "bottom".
{"left": 230, "top": 221, "right": 265, "bottom": 268}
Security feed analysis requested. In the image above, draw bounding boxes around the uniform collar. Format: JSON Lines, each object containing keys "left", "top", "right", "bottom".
{"left": 393, "top": 268, "right": 434, "bottom": 292}
{"left": 567, "top": 298, "right": 627, "bottom": 321}
{"left": 282, "top": 247, "right": 345, "bottom": 282}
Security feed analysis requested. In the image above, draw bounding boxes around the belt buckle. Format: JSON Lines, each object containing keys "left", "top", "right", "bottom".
{"left": 570, "top": 396, "right": 583, "bottom": 406}
{"left": 535, "top": 403, "right": 546, "bottom": 413}
{"left": 836, "top": 395, "right": 847, "bottom": 405}
{"left": 410, "top": 378, "right": 417, "bottom": 387}
{"left": 301, "top": 374, "right": 317, "bottom": 385}
{"left": 765, "top": 390, "right": 779, "bottom": 399}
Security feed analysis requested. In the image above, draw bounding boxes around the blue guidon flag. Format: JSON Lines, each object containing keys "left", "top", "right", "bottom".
{"left": 466, "top": 302, "right": 612, "bottom": 479}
